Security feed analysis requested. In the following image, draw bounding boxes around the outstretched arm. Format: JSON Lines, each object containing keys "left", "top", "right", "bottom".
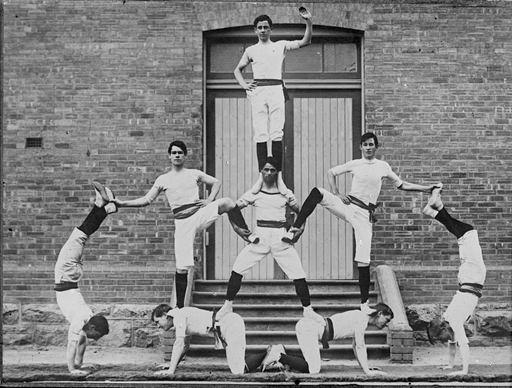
{"left": 449, "top": 342, "right": 470, "bottom": 376}
{"left": 352, "top": 332, "right": 386, "bottom": 376}
{"left": 298, "top": 8, "right": 313, "bottom": 48}
{"left": 114, "top": 185, "right": 160, "bottom": 208}
{"left": 155, "top": 336, "right": 190, "bottom": 375}
{"left": 397, "top": 181, "right": 439, "bottom": 193}
{"left": 66, "top": 337, "right": 89, "bottom": 375}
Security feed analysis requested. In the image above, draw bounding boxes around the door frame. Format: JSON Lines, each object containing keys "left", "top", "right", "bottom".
{"left": 203, "top": 26, "right": 364, "bottom": 280}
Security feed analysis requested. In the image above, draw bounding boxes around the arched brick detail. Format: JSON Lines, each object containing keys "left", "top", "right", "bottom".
{"left": 192, "top": 2, "right": 373, "bottom": 32}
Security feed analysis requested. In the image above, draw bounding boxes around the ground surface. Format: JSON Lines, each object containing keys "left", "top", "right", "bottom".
{"left": 2, "top": 345, "right": 511, "bottom": 386}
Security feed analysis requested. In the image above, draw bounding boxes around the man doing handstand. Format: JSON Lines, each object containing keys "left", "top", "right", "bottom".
{"left": 424, "top": 185, "right": 486, "bottom": 376}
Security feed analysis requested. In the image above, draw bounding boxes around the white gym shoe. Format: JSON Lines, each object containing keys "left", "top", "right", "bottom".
{"left": 261, "top": 344, "right": 285, "bottom": 372}
{"left": 360, "top": 301, "right": 376, "bottom": 315}
{"left": 248, "top": 234, "right": 260, "bottom": 244}
{"left": 215, "top": 301, "right": 233, "bottom": 321}
{"left": 282, "top": 227, "right": 299, "bottom": 244}
{"left": 303, "top": 305, "right": 326, "bottom": 326}
{"left": 93, "top": 181, "right": 110, "bottom": 207}
{"left": 428, "top": 183, "right": 444, "bottom": 210}
{"left": 422, "top": 183, "right": 443, "bottom": 218}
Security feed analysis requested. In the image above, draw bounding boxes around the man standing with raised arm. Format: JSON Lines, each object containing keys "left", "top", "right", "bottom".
{"left": 235, "top": 8, "right": 313, "bottom": 196}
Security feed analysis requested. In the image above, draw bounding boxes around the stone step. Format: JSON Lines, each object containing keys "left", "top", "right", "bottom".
{"left": 192, "top": 291, "right": 377, "bottom": 305}
{"left": 192, "top": 303, "right": 370, "bottom": 318}
{"left": 186, "top": 344, "right": 390, "bottom": 360}
{"left": 190, "top": 329, "right": 387, "bottom": 346}
{"left": 194, "top": 279, "right": 372, "bottom": 293}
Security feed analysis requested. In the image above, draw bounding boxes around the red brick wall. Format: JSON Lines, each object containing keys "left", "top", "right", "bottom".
{"left": 4, "top": 1, "right": 511, "bottom": 306}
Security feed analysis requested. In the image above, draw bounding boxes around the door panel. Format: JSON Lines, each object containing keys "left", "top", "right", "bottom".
{"left": 206, "top": 90, "right": 358, "bottom": 280}
{"left": 291, "top": 96, "right": 354, "bottom": 280}
{"left": 212, "top": 95, "right": 274, "bottom": 280}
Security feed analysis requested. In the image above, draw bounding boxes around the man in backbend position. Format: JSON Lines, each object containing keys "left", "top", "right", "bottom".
{"left": 424, "top": 185, "right": 486, "bottom": 376}
{"left": 54, "top": 182, "right": 115, "bottom": 374}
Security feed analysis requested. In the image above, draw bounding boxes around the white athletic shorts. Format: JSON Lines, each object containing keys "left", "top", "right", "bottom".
{"left": 295, "top": 317, "right": 324, "bottom": 374}
{"left": 174, "top": 201, "right": 221, "bottom": 270}
{"left": 318, "top": 188, "right": 372, "bottom": 265}
{"left": 219, "top": 312, "right": 246, "bottom": 374}
{"left": 232, "top": 226, "right": 307, "bottom": 280}
{"left": 457, "top": 229, "right": 486, "bottom": 285}
{"left": 247, "top": 85, "right": 285, "bottom": 143}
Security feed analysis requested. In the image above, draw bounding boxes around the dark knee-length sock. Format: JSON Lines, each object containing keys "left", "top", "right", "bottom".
{"left": 226, "top": 271, "right": 243, "bottom": 301}
{"left": 280, "top": 353, "right": 310, "bottom": 373}
{"left": 358, "top": 266, "right": 371, "bottom": 304}
{"left": 77, "top": 206, "right": 108, "bottom": 236}
{"left": 175, "top": 272, "right": 188, "bottom": 308}
{"left": 245, "top": 351, "right": 268, "bottom": 372}
{"left": 435, "top": 208, "right": 474, "bottom": 239}
{"left": 271, "top": 140, "right": 283, "bottom": 171}
{"left": 256, "top": 142, "right": 268, "bottom": 171}
{"left": 227, "top": 206, "right": 249, "bottom": 230}
{"left": 293, "top": 187, "right": 323, "bottom": 228}
{"left": 294, "top": 278, "right": 311, "bottom": 307}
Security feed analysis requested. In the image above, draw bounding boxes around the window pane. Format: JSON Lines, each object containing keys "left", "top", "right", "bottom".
{"left": 285, "top": 44, "right": 322, "bottom": 73}
{"left": 324, "top": 43, "right": 357, "bottom": 73}
{"left": 210, "top": 43, "right": 245, "bottom": 73}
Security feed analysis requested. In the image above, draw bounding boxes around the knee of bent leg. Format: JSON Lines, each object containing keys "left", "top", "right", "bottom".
{"left": 296, "top": 318, "right": 312, "bottom": 336}
{"left": 176, "top": 266, "right": 193, "bottom": 274}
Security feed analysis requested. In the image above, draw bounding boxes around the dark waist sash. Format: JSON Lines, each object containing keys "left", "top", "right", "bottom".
{"left": 254, "top": 78, "right": 290, "bottom": 102}
{"left": 54, "top": 282, "right": 78, "bottom": 292}
{"left": 320, "top": 317, "right": 334, "bottom": 349}
{"left": 256, "top": 220, "right": 288, "bottom": 228}
{"left": 459, "top": 282, "right": 483, "bottom": 298}
{"left": 348, "top": 195, "right": 379, "bottom": 223}
{"left": 173, "top": 203, "right": 201, "bottom": 220}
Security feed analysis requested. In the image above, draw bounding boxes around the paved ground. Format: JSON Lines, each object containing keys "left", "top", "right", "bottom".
{"left": 2, "top": 345, "right": 512, "bottom": 386}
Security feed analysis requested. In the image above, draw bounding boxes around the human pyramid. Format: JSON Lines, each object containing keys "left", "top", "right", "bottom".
{"left": 54, "top": 7, "right": 486, "bottom": 378}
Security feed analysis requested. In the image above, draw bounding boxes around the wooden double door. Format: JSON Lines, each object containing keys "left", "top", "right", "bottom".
{"left": 205, "top": 88, "right": 361, "bottom": 280}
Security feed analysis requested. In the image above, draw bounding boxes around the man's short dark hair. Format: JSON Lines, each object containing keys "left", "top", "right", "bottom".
{"left": 369, "top": 302, "right": 394, "bottom": 320}
{"left": 88, "top": 315, "right": 109, "bottom": 336}
{"left": 261, "top": 157, "right": 279, "bottom": 171}
{"left": 168, "top": 141, "right": 187, "bottom": 155}
{"left": 152, "top": 303, "right": 172, "bottom": 322}
{"left": 360, "top": 132, "right": 379, "bottom": 148}
{"left": 253, "top": 14, "right": 273, "bottom": 28}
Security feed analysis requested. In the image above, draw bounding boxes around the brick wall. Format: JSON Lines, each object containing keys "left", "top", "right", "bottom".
{"left": 364, "top": 1, "right": 512, "bottom": 305}
{"left": 4, "top": 1, "right": 512, "bottom": 308}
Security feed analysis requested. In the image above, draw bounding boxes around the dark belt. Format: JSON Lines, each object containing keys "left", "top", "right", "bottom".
{"left": 320, "top": 317, "right": 334, "bottom": 349}
{"left": 173, "top": 203, "right": 201, "bottom": 220}
{"left": 254, "top": 78, "right": 290, "bottom": 102}
{"left": 348, "top": 195, "right": 379, "bottom": 223}
{"left": 211, "top": 310, "right": 227, "bottom": 349}
{"left": 459, "top": 282, "right": 483, "bottom": 298}
{"left": 256, "top": 220, "right": 288, "bottom": 228}
{"left": 54, "top": 282, "right": 78, "bottom": 292}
